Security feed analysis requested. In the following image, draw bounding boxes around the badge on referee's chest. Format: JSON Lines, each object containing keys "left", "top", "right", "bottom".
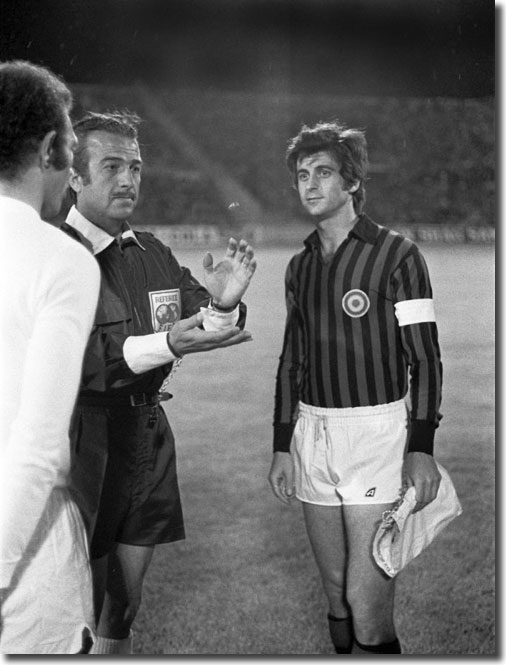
{"left": 149, "top": 289, "right": 181, "bottom": 332}
{"left": 342, "top": 289, "right": 370, "bottom": 318}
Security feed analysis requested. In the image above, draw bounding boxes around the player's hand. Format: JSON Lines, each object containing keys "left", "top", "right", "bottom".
{"left": 268, "top": 452, "right": 296, "bottom": 505}
{"left": 402, "top": 452, "right": 441, "bottom": 513}
{"left": 203, "top": 238, "right": 257, "bottom": 310}
{"left": 168, "top": 312, "right": 252, "bottom": 356}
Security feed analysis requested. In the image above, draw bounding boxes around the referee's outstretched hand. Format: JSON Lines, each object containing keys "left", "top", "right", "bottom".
{"left": 203, "top": 237, "right": 257, "bottom": 310}
{"left": 168, "top": 311, "right": 252, "bottom": 356}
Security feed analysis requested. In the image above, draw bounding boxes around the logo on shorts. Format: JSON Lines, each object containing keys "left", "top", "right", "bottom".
{"left": 342, "top": 289, "right": 370, "bottom": 318}
{"left": 365, "top": 487, "right": 376, "bottom": 497}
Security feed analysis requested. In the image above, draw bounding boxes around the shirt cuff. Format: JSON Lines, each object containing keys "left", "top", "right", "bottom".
{"left": 200, "top": 304, "right": 240, "bottom": 332}
{"left": 123, "top": 333, "right": 177, "bottom": 374}
{"left": 273, "top": 422, "right": 296, "bottom": 453}
{"left": 407, "top": 419, "right": 436, "bottom": 455}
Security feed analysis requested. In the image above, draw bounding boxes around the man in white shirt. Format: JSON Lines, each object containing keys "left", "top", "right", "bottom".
{"left": 0, "top": 60, "right": 101, "bottom": 654}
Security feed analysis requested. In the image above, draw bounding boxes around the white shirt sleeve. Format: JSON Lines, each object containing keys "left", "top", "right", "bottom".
{"left": 0, "top": 250, "right": 100, "bottom": 589}
{"left": 123, "top": 332, "right": 178, "bottom": 374}
{"left": 123, "top": 304, "right": 240, "bottom": 374}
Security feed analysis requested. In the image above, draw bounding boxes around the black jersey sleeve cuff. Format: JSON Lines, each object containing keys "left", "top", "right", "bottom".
{"left": 273, "top": 422, "right": 296, "bottom": 453}
{"left": 407, "top": 419, "right": 436, "bottom": 455}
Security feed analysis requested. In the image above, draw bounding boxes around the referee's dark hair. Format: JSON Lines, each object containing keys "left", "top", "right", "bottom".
{"left": 0, "top": 60, "right": 73, "bottom": 179}
{"left": 286, "top": 121, "right": 369, "bottom": 214}
{"left": 71, "top": 111, "right": 141, "bottom": 186}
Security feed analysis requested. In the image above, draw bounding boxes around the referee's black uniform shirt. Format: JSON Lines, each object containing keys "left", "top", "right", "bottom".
{"left": 273, "top": 214, "right": 443, "bottom": 455}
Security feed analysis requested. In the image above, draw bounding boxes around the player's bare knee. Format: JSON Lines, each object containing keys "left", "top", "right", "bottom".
{"left": 346, "top": 586, "right": 381, "bottom": 623}
{"left": 322, "top": 570, "right": 346, "bottom": 602}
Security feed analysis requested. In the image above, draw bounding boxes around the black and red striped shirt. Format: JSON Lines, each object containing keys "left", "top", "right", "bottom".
{"left": 273, "top": 214, "right": 443, "bottom": 454}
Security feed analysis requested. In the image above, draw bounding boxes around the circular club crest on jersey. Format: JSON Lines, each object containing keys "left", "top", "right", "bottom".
{"left": 342, "top": 289, "right": 370, "bottom": 318}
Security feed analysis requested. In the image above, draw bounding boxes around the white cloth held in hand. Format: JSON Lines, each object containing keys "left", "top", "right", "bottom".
{"left": 373, "top": 462, "right": 463, "bottom": 578}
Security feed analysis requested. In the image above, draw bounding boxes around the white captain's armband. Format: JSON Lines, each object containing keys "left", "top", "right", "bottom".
{"left": 394, "top": 298, "right": 436, "bottom": 327}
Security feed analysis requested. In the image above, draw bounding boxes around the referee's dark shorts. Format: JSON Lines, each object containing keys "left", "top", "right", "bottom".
{"left": 69, "top": 398, "right": 185, "bottom": 560}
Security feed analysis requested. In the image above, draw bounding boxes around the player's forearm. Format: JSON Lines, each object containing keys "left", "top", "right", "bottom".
{"left": 407, "top": 419, "right": 437, "bottom": 455}
{"left": 273, "top": 361, "right": 301, "bottom": 452}
{"left": 401, "top": 320, "right": 443, "bottom": 453}
{"left": 273, "top": 422, "right": 296, "bottom": 452}
{"left": 407, "top": 363, "right": 442, "bottom": 454}
{"left": 407, "top": 357, "right": 442, "bottom": 455}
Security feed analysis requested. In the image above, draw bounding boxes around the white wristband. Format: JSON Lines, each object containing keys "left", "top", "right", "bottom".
{"left": 200, "top": 304, "right": 239, "bottom": 332}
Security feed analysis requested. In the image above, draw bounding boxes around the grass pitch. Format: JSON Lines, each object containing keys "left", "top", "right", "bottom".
{"left": 134, "top": 243, "right": 495, "bottom": 656}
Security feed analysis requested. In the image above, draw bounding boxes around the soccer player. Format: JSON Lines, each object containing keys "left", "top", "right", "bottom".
{"left": 0, "top": 61, "right": 100, "bottom": 653}
{"left": 61, "top": 111, "right": 256, "bottom": 654}
{"left": 268, "top": 121, "right": 443, "bottom": 655}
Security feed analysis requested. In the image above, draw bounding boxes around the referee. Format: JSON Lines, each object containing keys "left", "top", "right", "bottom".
{"left": 268, "top": 121, "right": 443, "bottom": 655}
{"left": 61, "top": 111, "right": 256, "bottom": 654}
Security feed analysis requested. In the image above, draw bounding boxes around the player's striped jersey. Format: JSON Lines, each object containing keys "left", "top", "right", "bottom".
{"left": 273, "top": 214, "right": 443, "bottom": 454}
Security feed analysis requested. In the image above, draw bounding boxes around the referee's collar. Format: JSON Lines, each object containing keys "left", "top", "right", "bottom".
{"left": 64, "top": 205, "right": 146, "bottom": 255}
{"left": 304, "top": 213, "right": 381, "bottom": 249}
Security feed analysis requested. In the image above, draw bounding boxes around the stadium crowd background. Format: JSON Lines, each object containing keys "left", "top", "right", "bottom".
{"left": 56, "top": 84, "right": 494, "bottom": 248}
{"left": 3, "top": 0, "right": 494, "bottom": 246}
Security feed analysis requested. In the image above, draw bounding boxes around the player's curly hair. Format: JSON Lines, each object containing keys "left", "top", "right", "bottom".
{"left": 286, "top": 121, "right": 369, "bottom": 214}
{"left": 0, "top": 60, "right": 73, "bottom": 179}
{"left": 72, "top": 111, "right": 141, "bottom": 183}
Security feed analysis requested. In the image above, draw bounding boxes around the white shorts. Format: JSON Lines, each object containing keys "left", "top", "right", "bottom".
{"left": 291, "top": 399, "right": 408, "bottom": 506}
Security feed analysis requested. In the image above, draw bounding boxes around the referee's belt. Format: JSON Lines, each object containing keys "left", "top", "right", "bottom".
{"left": 78, "top": 392, "right": 169, "bottom": 408}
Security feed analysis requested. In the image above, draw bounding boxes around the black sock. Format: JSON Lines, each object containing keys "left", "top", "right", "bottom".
{"left": 328, "top": 613, "right": 353, "bottom": 654}
{"left": 354, "top": 637, "right": 402, "bottom": 654}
